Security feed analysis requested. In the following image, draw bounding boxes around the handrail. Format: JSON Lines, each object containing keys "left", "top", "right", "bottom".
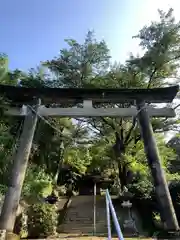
{"left": 106, "top": 189, "right": 124, "bottom": 240}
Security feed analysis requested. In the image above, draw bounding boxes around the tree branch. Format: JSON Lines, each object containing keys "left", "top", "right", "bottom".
{"left": 173, "top": 103, "right": 180, "bottom": 110}
{"left": 100, "top": 117, "right": 116, "bottom": 131}
{"left": 124, "top": 117, "right": 137, "bottom": 145}
{"left": 147, "top": 67, "right": 157, "bottom": 89}
{"left": 120, "top": 118, "right": 124, "bottom": 142}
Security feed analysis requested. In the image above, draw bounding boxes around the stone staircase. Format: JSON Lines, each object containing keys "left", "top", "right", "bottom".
{"left": 58, "top": 195, "right": 107, "bottom": 234}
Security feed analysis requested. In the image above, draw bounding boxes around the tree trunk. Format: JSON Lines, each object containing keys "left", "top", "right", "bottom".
{"left": 0, "top": 104, "right": 39, "bottom": 231}
{"left": 118, "top": 163, "right": 128, "bottom": 191}
{"left": 137, "top": 101, "right": 179, "bottom": 231}
{"left": 113, "top": 133, "right": 128, "bottom": 191}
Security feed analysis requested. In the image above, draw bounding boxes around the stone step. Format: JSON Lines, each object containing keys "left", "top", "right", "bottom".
{"left": 58, "top": 228, "right": 93, "bottom": 234}
{"left": 59, "top": 229, "right": 107, "bottom": 234}
{"left": 63, "top": 223, "right": 106, "bottom": 226}
{"left": 66, "top": 214, "right": 92, "bottom": 218}
{"left": 59, "top": 223, "right": 107, "bottom": 232}
{"left": 59, "top": 228, "right": 107, "bottom": 233}
{"left": 65, "top": 217, "right": 105, "bottom": 220}
{"left": 64, "top": 221, "right": 106, "bottom": 225}
{"left": 60, "top": 196, "right": 108, "bottom": 234}
{"left": 60, "top": 223, "right": 107, "bottom": 228}
{"left": 62, "top": 224, "right": 107, "bottom": 228}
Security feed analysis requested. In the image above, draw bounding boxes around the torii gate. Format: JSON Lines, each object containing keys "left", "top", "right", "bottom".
{"left": 0, "top": 84, "right": 179, "bottom": 232}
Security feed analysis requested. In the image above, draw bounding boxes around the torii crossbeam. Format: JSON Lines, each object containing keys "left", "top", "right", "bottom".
{"left": 0, "top": 85, "right": 179, "bottom": 118}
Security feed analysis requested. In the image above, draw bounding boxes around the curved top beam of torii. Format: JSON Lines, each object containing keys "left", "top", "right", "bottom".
{"left": 0, "top": 84, "right": 178, "bottom": 105}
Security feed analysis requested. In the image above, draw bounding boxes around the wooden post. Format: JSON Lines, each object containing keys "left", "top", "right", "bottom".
{"left": 93, "top": 182, "right": 96, "bottom": 235}
{"left": 0, "top": 101, "right": 40, "bottom": 231}
{"left": 136, "top": 101, "right": 179, "bottom": 231}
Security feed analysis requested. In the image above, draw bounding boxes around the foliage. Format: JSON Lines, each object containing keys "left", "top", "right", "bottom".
{"left": 0, "top": 53, "right": 19, "bottom": 86}
{"left": 14, "top": 212, "right": 28, "bottom": 239}
{"left": 43, "top": 30, "right": 110, "bottom": 88}
{"left": 27, "top": 203, "right": 57, "bottom": 238}
{"left": 131, "top": 8, "right": 180, "bottom": 87}
{"left": 0, "top": 184, "right": 7, "bottom": 195}
{"left": 0, "top": 122, "right": 15, "bottom": 185}
{"left": 64, "top": 146, "right": 92, "bottom": 174}
{"left": 22, "top": 164, "right": 53, "bottom": 199}
{"left": 87, "top": 138, "right": 113, "bottom": 173}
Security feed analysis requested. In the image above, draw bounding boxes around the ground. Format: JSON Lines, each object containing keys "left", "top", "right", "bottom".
{"left": 55, "top": 235, "right": 151, "bottom": 239}
{"left": 28, "top": 236, "right": 152, "bottom": 239}
{"left": 52, "top": 237, "right": 152, "bottom": 240}
{"left": 57, "top": 238, "right": 150, "bottom": 239}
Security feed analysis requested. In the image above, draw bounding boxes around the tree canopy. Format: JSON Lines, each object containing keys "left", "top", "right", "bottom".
{"left": 0, "top": 8, "right": 180, "bottom": 201}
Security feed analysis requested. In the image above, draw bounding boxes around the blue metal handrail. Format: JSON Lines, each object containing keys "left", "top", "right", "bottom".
{"left": 106, "top": 189, "right": 124, "bottom": 240}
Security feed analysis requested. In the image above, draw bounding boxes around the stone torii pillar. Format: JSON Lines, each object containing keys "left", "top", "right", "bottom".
{"left": 136, "top": 100, "right": 179, "bottom": 231}
{"left": 0, "top": 101, "right": 40, "bottom": 232}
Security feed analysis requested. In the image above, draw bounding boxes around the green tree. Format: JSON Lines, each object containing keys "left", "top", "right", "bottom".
{"left": 44, "top": 9, "right": 180, "bottom": 190}
{"left": 43, "top": 30, "right": 110, "bottom": 88}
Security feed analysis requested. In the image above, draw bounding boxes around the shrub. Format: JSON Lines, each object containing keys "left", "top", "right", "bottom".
{"left": 27, "top": 203, "right": 57, "bottom": 238}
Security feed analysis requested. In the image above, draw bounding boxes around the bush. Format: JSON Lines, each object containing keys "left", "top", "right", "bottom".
{"left": 27, "top": 203, "right": 57, "bottom": 238}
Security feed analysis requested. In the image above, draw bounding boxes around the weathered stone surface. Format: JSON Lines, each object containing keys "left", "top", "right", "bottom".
{"left": 123, "top": 219, "right": 138, "bottom": 237}
{"left": 5, "top": 232, "right": 20, "bottom": 240}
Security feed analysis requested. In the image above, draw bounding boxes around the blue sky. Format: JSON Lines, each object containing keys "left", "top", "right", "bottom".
{"left": 1, "top": 0, "right": 179, "bottom": 71}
